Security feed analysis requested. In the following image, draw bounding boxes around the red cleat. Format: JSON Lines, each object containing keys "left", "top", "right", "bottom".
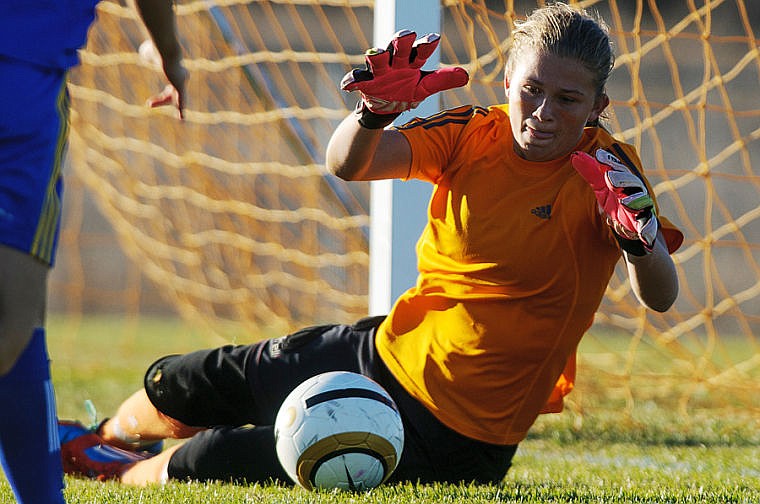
{"left": 58, "top": 420, "right": 154, "bottom": 481}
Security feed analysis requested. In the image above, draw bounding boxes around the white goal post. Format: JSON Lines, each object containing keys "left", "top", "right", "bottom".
{"left": 369, "top": 0, "right": 441, "bottom": 315}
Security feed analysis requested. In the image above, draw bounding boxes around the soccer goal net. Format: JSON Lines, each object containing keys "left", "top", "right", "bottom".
{"left": 55, "top": 0, "right": 759, "bottom": 418}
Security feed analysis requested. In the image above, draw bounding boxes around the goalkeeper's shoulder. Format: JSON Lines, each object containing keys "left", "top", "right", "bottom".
{"left": 393, "top": 104, "right": 496, "bottom": 132}
{"left": 586, "top": 127, "right": 645, "bottom": 170}
{"left": 391, "top": 104, "right": 513, "bottom": 164}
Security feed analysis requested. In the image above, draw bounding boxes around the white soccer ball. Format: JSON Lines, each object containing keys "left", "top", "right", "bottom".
{"left": 274, "top": 371, "right": 404, "bottom": 491}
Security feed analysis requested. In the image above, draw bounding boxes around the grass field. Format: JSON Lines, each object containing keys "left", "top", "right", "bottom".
{"left": 1, "top": 315, "right": 758, "bottom": 503}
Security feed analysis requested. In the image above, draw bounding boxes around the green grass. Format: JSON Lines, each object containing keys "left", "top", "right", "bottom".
{"left": 1, "top": 315, "right": 758, "bottom": 503}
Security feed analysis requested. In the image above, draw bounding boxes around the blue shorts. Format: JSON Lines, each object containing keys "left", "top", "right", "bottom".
{"left": 0, "top": 56, "right": 68, "bottom": 265}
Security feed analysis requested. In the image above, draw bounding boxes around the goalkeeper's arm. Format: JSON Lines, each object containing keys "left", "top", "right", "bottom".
{"left": 325, "top": 114, "right": 411, "bottom": 181}
{"left": 571, "top": 148, "right": 679, "bottom": 312}
{"left": 327, "top": 30, "right": 468, "bottom": 181}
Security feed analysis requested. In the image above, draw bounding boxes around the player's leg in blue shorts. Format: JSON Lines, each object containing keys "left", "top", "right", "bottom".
{"left": 0, "top": 55, "right": 69, "bottom": 504}
{"left": 0, "top": 58, "right": 67, "bottom": 265}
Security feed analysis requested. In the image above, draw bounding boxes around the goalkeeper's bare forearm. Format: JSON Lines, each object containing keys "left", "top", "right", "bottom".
{"left": 325, "top": 113, "right": 411, "bottom": 182}
{"left": 623, "top": 230, "right": 679, "bottom": 312}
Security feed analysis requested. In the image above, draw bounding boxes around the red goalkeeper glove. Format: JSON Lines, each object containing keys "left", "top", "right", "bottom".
{"left": 571, "top": 148, "right": 659, "bottom": 255}
{"left": 341, "top": 30, "right": 469, "bottom": 129}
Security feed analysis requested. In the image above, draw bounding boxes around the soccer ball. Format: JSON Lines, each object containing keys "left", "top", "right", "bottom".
{"left": 274, "top": 371, "right": 404, "bottom": 491}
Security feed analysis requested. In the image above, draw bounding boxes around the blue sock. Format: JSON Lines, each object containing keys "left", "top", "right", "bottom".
{"left": 0, "top": 328, "right": 65, "bottom": 504}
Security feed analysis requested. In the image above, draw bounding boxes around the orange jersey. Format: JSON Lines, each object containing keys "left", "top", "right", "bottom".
{"left": 374, "top": 104, "right": 682, "bottom": 445}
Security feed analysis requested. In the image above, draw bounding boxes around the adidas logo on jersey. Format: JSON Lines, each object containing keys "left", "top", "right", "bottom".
{"left": 531, "top": 204, "right": 552, "bottom": 219}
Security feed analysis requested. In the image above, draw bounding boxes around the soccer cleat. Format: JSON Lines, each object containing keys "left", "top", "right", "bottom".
{"left": 58, "top": 420, "right": 154, "bottom": 481}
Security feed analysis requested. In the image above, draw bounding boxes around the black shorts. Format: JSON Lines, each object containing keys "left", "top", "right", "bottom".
{"left": 144, "top": 316, "right": 517, "bottom": 485}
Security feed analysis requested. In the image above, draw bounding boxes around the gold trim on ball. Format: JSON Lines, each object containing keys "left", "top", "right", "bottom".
{"left": 296, "top": 432, "right": 399, "bottom": 490}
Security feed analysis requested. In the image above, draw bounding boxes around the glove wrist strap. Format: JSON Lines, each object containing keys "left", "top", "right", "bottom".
{"left": 615, "top": 234, "right": 649, "bottom": 256}
{"left": 354, "top": 101, "right": 400, "bottom": 129}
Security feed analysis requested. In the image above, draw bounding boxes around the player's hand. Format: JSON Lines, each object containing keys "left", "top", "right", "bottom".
{"left": 571, "top": 148, "right": 659, "bottom": 254}
{"left": 146, "top": 56, "right": 188, "bottom": 120}
{"left": 341, "top": 30, "right": 469, "bottom": 128}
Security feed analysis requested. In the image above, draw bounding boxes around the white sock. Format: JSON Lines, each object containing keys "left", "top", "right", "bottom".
{"left": 111, "top": 416, "right": 141, "bottom": 444}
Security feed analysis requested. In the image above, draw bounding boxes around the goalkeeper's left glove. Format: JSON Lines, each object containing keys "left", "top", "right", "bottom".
{"left": 340, "top": 30, "right": 469, "bottom": 129}
{"left": 571, "top": 148, "right": 659, "bottom": 256}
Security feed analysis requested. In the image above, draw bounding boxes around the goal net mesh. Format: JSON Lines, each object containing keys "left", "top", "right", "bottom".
{"left": 56, "top": 0, "right": 760, "bottom": 418}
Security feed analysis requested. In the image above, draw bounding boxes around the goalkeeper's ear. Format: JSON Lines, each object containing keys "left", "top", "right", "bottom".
{"left": 588, "top": 93, "right": 610, "bottom": 125}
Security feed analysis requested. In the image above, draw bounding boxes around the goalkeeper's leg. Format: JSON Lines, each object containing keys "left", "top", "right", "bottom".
{"left": 119, "top": 444, "right": 183, "bottom": 485}
{"left": 98, "top": 389, "right": 204, "bottom": 450}
{"left": 120, "top": 426, "right": 290, "bottom": 485}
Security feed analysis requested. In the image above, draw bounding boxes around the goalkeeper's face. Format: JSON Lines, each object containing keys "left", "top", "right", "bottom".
{"left": 505, "top": 50, "right": 609, "bottom": 162}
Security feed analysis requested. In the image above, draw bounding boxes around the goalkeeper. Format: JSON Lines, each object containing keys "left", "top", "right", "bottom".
{"left": 60, "top": 3, "right": 683, "bottom": 486}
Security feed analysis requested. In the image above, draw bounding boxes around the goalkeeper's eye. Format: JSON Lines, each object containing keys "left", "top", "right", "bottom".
{"left": 523, "top": 84, "right": 541, "bottom": 96}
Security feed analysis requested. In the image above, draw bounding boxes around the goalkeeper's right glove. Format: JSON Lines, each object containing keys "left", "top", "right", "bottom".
{"left": 341, "top": 30, "right": 469, "bottom": 129}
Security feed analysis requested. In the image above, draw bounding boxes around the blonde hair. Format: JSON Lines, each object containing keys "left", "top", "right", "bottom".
{"left": 506, "top": 2, "right": 615, "bottom": 97}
